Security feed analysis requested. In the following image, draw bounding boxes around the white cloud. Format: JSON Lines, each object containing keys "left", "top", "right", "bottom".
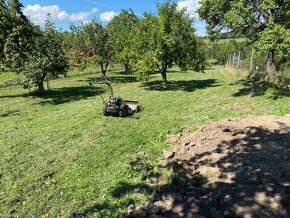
{"left": 177, "top": 0, "right": 200, "bottom": 18}
{"left": 23, "top": 4, "right": 99, "bottom": 25}
{"left": 100, "top": 11, "right": 118, "bottom": 22}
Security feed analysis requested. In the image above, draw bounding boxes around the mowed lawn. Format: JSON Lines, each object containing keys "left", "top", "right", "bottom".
{"left": 0, "top": 66, "right": 289, "bottom": 217}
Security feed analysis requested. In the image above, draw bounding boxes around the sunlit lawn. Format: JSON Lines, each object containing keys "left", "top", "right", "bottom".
{"left": 1, "top": 66, "right": 289, "bottom": 217}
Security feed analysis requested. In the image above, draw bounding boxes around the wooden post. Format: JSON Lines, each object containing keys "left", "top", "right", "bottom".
{"left": 233, "top": 52, "right": 236, "bottom": 68}
{"left": 250, "top": 48, "right": 254, "bottom": 71}
{"left": 237, "top": 50, "right": 241, "bottom": 69}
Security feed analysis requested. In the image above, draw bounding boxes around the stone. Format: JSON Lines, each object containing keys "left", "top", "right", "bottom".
{"left": 127, "top": 204, "right": 135, "bottom": 215}
{"left": 146, "top": 177, "right": 159, "bottom": 185}
{"left": 165, "top": 136, "right": 179, "bottom": 145}
{"left": 154, "top": 201, "right": 172, "bottom": 212}
{"left": 174, "top": 192, "right": 183, "bottom": 202}
{"left": 163, "top": 150, "right": 175, "bottom": 159}
{"left": 160, "top": 159, "right": 169, "bottom": 167}
{"left": 162, "top": 193, "right": 175, "bottom": 206}
{"left": 144, "top": 203, "right": 160, "bottom": 214}
{"left": 135, "top": 206, "right": 143, "bottom": 213}
{"left": 151, "top": 190, "right": 162, "bottom": 202}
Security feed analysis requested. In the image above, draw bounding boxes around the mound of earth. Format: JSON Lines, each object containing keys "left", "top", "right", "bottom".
{"left": 129, "top": 115, "right": 290, "bottom": 218}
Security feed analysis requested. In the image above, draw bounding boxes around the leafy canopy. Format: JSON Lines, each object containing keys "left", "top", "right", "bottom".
{"left": 23, "top": 19, "right": 68, "bottom": 92}
{"left": 198, "top": 0, "right": 290, "bottom": 78}
{"left": 133, "top": 0, "right": 205, "bottom": 82}
{"left": 108, "top": 9, "right": 139, "bottom": 73}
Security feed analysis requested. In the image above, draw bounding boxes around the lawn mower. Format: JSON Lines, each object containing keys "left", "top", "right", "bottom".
{"left": 89, "top": 80, "right": 141, "bottom": 117}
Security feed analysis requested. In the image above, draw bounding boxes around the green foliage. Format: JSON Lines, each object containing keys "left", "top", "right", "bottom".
{"left": 199, "top": 0, "right": 290, "bottom": 79}
{"left": 0, "top": 0, "right": 35, "bottom": 69}
{"left": 64, "top": 20, "right": 114, "bottom": 75}
{"left": 22, "top": 19, "right": 68, "bottom": 92}
{"left": 108, "top": 9, "right": 139, "bottom": 73}
{"left": 83, "top": 20, "right": 114, "bottom": 75}
{"left": 132, "top": 0, "right": 205, "bottom": 82}
{"left": 255, "top": 21, "right": 290, "bottom": 59}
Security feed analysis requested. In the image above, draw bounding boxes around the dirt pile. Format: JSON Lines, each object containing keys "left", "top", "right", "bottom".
{"left": 129, "top": 115, "right": 290, "bottom": 218}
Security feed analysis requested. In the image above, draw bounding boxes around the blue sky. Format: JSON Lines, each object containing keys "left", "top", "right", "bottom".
{"left": 21, "top": 0, "right": 207, "bottom": 36}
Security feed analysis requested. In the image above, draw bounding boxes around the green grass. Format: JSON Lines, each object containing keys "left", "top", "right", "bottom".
{"left": 0, "top": 71, "right": 24, "bottom": 87}
{"left": 0, "top": 66, "right": 289, "bottom": 217}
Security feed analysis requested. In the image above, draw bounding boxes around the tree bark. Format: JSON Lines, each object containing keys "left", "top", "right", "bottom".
{"left": 100, "top": 63, "right": 106, "bottom": 76}
{"left": 161, "top": 70, "right": 168, "bottom": 84}
{"left": 124, "top": 62, "right": 130, "bottom": 73}
{"left": 37, "top": 82, "right": 44, "bottom": 92}
{"left": 37, "top": 73, "right": 46, "bottom": 92}
{"left": 161, "top": 60, "right": 168, "bottom": 84}
{"left": 46, "top": 76, "right": 51, "bottom": 91}
{"left": 266, "top": 49, "right": 276, "bottom": 81}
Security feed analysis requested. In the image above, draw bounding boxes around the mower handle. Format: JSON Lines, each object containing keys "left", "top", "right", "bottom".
{"left": 89, "top": 80, "right": 114, "bottom": 98}
{"left": 89, "top": 81, "right": 112, "bottom": 86}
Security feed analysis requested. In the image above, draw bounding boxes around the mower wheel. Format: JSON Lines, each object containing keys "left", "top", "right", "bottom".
{"left": 119, "top": 105, "right": 129, "bottom": 117}
{"left": 103, "top": 103, "right": 109, "bottom": 116}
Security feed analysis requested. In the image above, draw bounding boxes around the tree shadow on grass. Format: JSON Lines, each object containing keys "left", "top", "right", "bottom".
{"left": 0, "top": 86, "right": 105, "bottom": 105}
{"left": 111, "top": 181, "right": 153, "bottom": 199}
{"left": 142, "top": 79, "right": 219, "bottom": 92}
{"left": 233, "top": 78, "right": 289, "bottom": 99}
{"left": 34, "top": 86, "right": 105, "bottom": 105}
{"left": 0, "top": 110, "right": 21, "bottom": 117}
{"left": 70, "top": 199, "right": 135, "bottom": 218}
{"left": 78, "top": 75, "right": 139, "bottom": 84}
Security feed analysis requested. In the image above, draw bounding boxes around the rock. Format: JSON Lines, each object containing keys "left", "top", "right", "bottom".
{"left": 174, "top": 192, "right": 183, "bottom": 202}
{"left": 154, "top": 201, "right": 172, "bottom": 212}
{"left": 151, "top": 190, "right": 162, "bottom": 202}
{"left": 160, "top": 159, "right": 168, "bottom": 167}
{"left": 163, "top": 150, "right": 175, "bottom": 159}
{"left": 146, "top": 177, "right": 159, "bottom": 185}
{"left": 135, "top": 206, "right": 143, "bottom": 213}
{"left": 127, "top": 204, "right": 135, "bottom": 215}
{"left": 165, "top": 136, "right": 179, "bottom": 145}
{"left": 144, "top": 203, "right": 160, "bottom": 214}
{"left": 162, "top": 193, "right": 175, "bottom": 206}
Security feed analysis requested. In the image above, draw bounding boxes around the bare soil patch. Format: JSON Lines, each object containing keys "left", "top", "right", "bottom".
{"left": 130, "top": 115, "right": 290, "bottom": 218}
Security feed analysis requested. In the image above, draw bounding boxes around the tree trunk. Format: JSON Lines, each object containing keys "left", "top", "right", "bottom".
{"left": 46, "top": 76, "right": 51, "bottom": 91}
{"left": 37, "top": 82, "right": 44, "bottom": 92}
{"left": 161, "top": 60, "right": 168, "bottom": 84}
{"left": 124, "top": 61, "right": 130, "bottom": 73}
{"left": 100, "top": 63, "right": 106, "bottom": 76}
{"left": 266, "top": 49, "right": 276, "bottom": 81}
{"left": 37, "top": 73, "right": 46, "bottom": 92}
{"left": 161, "top": 70, "right": 168, "bottom": 84}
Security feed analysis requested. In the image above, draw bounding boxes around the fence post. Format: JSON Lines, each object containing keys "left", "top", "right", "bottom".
{"left": 250, "top": 48, "right": 254, "bottom": 71}
{"left": 237, "top": 50, "right": 241, "bottom": 69}
{"left": 233, "top": 52, "right": 236, "bottom": 68}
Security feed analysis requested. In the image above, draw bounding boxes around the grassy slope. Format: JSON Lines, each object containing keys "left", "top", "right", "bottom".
{"left": 0, "top": 66, "right": 289, "bottom": 217}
